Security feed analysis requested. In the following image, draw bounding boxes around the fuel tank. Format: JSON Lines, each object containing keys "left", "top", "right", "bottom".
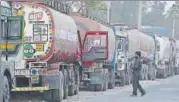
{"left": 12, "top": 2, "right": 78, "bottom": 63}
{"left": 127, "top": 29, "right": 155, "bottom": 61}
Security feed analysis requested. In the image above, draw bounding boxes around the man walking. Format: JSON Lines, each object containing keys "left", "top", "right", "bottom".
{"left": 131, "top": 51, "right": 146, "bottom": 96}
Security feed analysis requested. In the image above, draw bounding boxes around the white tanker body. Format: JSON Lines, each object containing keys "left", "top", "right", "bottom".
{"left": 98, "top": 24, "right": 116, "bottom": 63}
{"left": 2, "top": 2, "right": 81, "bottom": 102}
{"left": 127, "top": 29, "right": 156, "bottom": 80}
{"left": 155, "top": 35, "right": 171, "bottom": 78}
{"left": 175, "top": 40, "right": 179, "bottom": 74}
{"left": 127, "top": 29, "right": 155, "bottom": 61}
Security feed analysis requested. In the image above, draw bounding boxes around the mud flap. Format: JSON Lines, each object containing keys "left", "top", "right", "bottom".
{"left": 90, "top": 72, "right": 104, "bottom": 85}
{"left": 108, "top": 71, "right": 115, "bottom": 89}
{"left": 0, "top": 74, "right": 4, "bottom": 102}
{"left": 89, "top": 68, "right": 108, "bottom": 91}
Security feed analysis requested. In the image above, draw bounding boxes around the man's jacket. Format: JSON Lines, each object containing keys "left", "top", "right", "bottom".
{"left": 131, "top": 58, "right": 142, "bottom": 75}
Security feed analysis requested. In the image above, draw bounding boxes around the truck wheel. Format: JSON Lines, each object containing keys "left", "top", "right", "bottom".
{"left": 95, "top": 84, "right": 103, "bottom": 91}
{"left": 3, "top": 76, "right": 10, "bottom": 102}
{"left": 68, "top": 85, "right": 74, "bottom": 96}
{"left": 63, "top": 69, "right": 69, "bottom": 99}
{"left": 74, "top": 68, "right": 80, "bottom": 95}
{"left": 44, "top": 90, "right": 53, "bottom": 102}
{"left": 44, "top": 72, "right": 64, "bottom": 102}
{"left": 103, "top": 75, "right": 108, "bottom": 91}
{"left": 52, "top": 72, "right": 64, "bottom": 102}
{"left": 74, "top": 84, "right": 79, "bottom": 95}
{"left": 120, "top": 71, "right": 125, "bottom": 86}
{"left": 152, "top": 70, "right": 156, "bottom": 80}
{"left": 108, "top": 82, "right": 115, "bottom": 89}
{"left": 125, "top": 72, "right": 130, "bottom": 85}
{"left": 108, "top": 72, "right": 115, "bottom": 89}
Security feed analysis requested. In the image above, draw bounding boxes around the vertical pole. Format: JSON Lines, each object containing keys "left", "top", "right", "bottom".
{"left": 0, "top": 0, "right": 2, "bottom": 65}
{"left": 107, "top": 1, "right": 111, "bottom": 23}
{"left": 138, "top": 1, "right": 142, "bottom": 28}
{"left": 0, "top": 1, "right": 3, "bottom": 102}
{"left": 172, "top": 12, "right": 175, "bottom": 39}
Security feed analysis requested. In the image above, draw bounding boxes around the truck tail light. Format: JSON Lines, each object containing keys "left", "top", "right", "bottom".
{"left": 42, "top": 69, "right": 47, "bottom": 75}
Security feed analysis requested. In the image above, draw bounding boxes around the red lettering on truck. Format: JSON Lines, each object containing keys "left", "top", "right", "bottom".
{"left": 28, "top": 11, "right": 43, "bottom": 20}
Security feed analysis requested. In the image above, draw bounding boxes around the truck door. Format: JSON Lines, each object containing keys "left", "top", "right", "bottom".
{"left": 82, "top": 31, "right": 108, "bottom": 62}
{"left": 1, "top": 16, "right": 23, "bottom": 60}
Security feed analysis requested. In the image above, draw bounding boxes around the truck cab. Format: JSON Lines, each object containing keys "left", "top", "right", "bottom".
{"left": 81, "top": 31, "right": 110, "bottom": 91}
{"left": 1, "top": 1, "right": 24, "bottom": 102}
{"left": 112, "top": 24, "right": 130, "bottom": 86}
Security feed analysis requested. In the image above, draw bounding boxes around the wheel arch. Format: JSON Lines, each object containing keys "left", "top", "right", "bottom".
{"left": 3, "top": 69, "right": 12, "bottom": 89}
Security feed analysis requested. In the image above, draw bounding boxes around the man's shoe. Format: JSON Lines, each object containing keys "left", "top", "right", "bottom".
{"left": 130, "top": 94, "right": 137, "bottom": 97}
{"left": 141, "top": 92, "right": 146, "bottom": 96}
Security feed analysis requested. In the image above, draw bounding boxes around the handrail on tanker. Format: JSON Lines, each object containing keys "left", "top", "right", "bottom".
{"left": 33, "top": 0, "right": 143, "bottom": 32}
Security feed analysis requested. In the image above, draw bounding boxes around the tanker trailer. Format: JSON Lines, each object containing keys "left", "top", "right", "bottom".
{"left": 175, "top": 40, "right": 179, "bottom": 75}
{"left": 127, "top": 29, "right": 156, "bottom": 80}
{"left": 70, "top": 13, "right": 116, "bottom": 91}
{"left": 112, "top": 25, "right": 131, "bottom": 86}
{"left": 155, "top": 35, "right": 171, "bottom": 78}
{"left": 169, "top": 38, "right": 177, "bottom": 76}
{"left": 2, "top": 2, "right": 80, "bottom": 102}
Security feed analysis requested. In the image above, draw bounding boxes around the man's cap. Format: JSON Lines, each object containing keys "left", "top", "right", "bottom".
{"left": 135, "top": 51, "right": 141, "bottom": 57}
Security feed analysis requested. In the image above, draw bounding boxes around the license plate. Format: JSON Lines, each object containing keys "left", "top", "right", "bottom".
{"left": 15, "top": 69, "right": 30, "bottom": 76}
{"left": 31, "top": 76, "right": 39, "bottom": 83}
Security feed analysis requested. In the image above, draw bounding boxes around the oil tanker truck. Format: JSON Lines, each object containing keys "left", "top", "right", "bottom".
{"left": 154, "top": 35, "right": 172, "bottom": 78}
{"left": 112, "top": 24, "right": 131, "bottom": 86}
{"left": 0, "top": 1, "right": 27, "bottom": 102}
{"left": 1, "top": 2, "right": 80, "bottom": 102}
{"left": 175, "top": 40, "right": 179, "bottom": 75}
{"left": 112, "top": 25, "right": 157, "bottom": 84}
{"left": 70, "top": 13, "right": 116, "bottom": 91}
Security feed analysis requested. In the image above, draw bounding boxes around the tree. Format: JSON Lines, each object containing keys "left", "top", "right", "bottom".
{"left": 142, "top": 1, "right": 167, "bottom": 26}
{"left": 111, "top": 1, "right": 139, "bottom": 26}
{"left": 110, "top": 1, "right": 167, "bottom": 27}
{"left": 64, "top": 0, "right": 107, "bottom": 21}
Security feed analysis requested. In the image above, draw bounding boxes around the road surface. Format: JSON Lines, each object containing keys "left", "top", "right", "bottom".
{"left": 11, "top": 75, "right": 179, "bottom": 102}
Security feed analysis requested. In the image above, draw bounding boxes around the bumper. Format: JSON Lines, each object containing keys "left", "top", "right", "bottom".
{"left": 11, "top": 86, "right": 49, "bottom": 92}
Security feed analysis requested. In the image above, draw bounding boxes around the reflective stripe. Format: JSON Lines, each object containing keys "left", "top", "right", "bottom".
{"left": 12, "top": 86, "right": 49, "bottom": 92}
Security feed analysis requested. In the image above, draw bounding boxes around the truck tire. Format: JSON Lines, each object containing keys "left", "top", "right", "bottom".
{"left": 120, "top": 71, "right": 125, "bottom": 86}
{"left": 3, "top": 76, "right": 10, "bottom": 102}
{"left": 68, "top": 85, "right": 74, "bottom": 96}
{"left": 44, "top": 90, "right": 53, "bottom": 102}
{"left": 44, "top": 72, "right": 64, "bottom": 102}
{"left": 108, "top": 83, "right": 115, "bottom": 89}
{"left": 125, "top": 72, "right": 130, "bottom": 85}
{"left": 103, "top": 75, "right": 108, "bottom": 91}
{"left": 95, "top": 84, "right": 103, "bottom": 91}
{"left": 63, "top": 69, "right": 69, "bottom": 99}
{"left": 108, "top": 71, "right": 115, "bottom": 89}
{"left": 52, "top": 72, "right": 64, "bottom": 102}
{"left": 74, "top": 70, "right": 80, "bottom": 95}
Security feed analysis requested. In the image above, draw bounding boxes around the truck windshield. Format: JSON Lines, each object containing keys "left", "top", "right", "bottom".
{"left": 117, "top": 39, "right": 123, "bottom": 51}
{"left": 1, "top": 20, "right": 5, "bottom": 37}
{"left": 84, "top": 35, "right": 106, "bottom": 51}
{"left": 2, "top": 20, "right": 22, "bottom": 40}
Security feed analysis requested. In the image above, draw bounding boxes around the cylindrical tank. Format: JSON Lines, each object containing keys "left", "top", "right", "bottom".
{"left": 70, "top": 13, "right": 102, "bottom": 67}
{"left": 127, "top": 29, "right": 155, "bottom": 60}
{"left": 12, "top": 2, "right": 78, "bottom": 63}
{"left": 155, "top": 35, "right": 171, "bottom": 62}
{"left": 69, "top": 13, "right": 100, "bottom": 45}
{"left": 98, "top": 23, "right": 116, "bottom": 62}
{"left": 175, "top": 40, "right": 179, "bottom": 65}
